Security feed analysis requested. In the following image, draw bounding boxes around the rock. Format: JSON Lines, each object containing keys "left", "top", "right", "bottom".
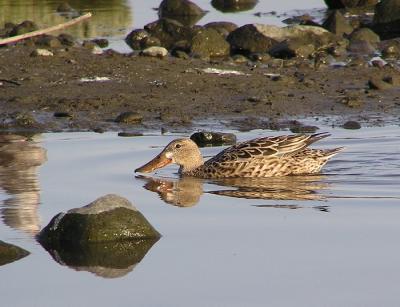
{"left": 211, "top": 0, "right": 258, "bottom": 12}
{"left": 125, "top": 29, "right": 150, "bottom": 50}
{"left": 141, "top": 46, "right": 169, "bottom": 57}
{"left": 117, "top": 132, "right": 143, "bottom": 137}
{"left": 58, "top": 33, "right": 76, "bottom": 46}
{"left": 368, "top": 76, "right": 393, "bottom": 90}
{"left": 190, "top": 131, "right": 237, "bottom": 147}
{"left": 159, "top": 0, "right": 205, "bottom": 16}
{"left": 92, "top": 38, "right": 109, "bottom": 48}
{"left": 324, "top": 0, "right": 378, "bottom": 9}
{"left": 34, "top": 35, "right": 62, "bottom": 48}
{"left": 290, "top": 125, "right": 319, "bottom": 133}
{"left": 9, "top": 20, "right": 38, "bottom": 36}
{"left": 269, "top": 39, "right": 315, "bottom": 58}
{"left": 349, "top": 28, "right": 380, "bottom": 45}
{"left": 204, "top": 22, "right": 238, "bottom": 37}
{"left": 54, "top": 112, "right": 72, "bottom": 118}
{"left": 380, "top": 40, "right": 400, "bottom": 57}
{"left": 172, "top": 49, "right": 190, "bottom": 59}
{"left": 140, "top": 36, "right": 162, "bottom": 49}
{"left": 30, "top": 49, "right": 54, "bottom": 57}
{"left": 340, "top": 94, "right": 363, "bottom": 107}
{"left": 115, "top": 111, "right": 143, "bottom": 124}
{"left": 227, "top": 24, "right": 278, "bottom": 55}
{"left": 342, "top": 120, "right": 361, "bottom": 129}
{"left": 373, "top": 0, "right": 400, "bottom": 39}
{"left": 144, "top": 18, "right": 194, "bottom": 49}
{"left": 0, "top": 240, "right": 30, "bottom": 266}
{"left": 383, "top": 74, "right": 400, "bottom": 86}
{"left": 190, "top": 28, "right": 230, "bottom": 58}
{"left": 38, "top": 194, "right": 161, "bottom": 245}
{"left": 82, "top": 40, "right": 97, "bottom": 50}
{"left": 322, "top": 10, "right": 353, "bottom": 36}
{"left": 347, "top": 40, "right": 376, "bottom": 55}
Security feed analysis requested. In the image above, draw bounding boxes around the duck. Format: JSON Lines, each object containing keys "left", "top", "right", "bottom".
{"left": 135, "top": 132, "right": 343, "bottom": 178}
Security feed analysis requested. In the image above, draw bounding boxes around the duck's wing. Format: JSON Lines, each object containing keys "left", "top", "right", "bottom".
{"left": 207, "top": 133, "right": 330, "bottom": 164}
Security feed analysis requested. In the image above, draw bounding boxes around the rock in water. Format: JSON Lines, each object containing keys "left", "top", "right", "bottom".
{"left": 190, "top": 131, "right": 237, "bottom": 146}
{"left": 0, "top": 240, "right": 30, "bottom": 266}
{"left": 38, "top": 194, "right": 161, "bottom": 245}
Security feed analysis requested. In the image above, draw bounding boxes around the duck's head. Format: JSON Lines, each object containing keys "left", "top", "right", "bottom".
{"left": 135, "top": 138, "right": 204, "bottom": 173}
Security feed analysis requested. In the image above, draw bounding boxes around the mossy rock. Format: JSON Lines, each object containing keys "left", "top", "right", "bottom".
{"left": 0, "top": 240, "right": 30, "bottom": 266}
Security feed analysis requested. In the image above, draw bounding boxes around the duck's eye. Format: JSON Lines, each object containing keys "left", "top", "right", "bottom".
{"left": 175, "top": 144, "right": 182, "bottom": 149}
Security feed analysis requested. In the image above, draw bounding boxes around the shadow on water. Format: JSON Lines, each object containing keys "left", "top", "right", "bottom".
{"left": 137, "top": 174, "right": 330, "bottom": 208}
{"left": 0, "top": 134, "right": 47, "bottom": 236}
{"left": 38, "top": 238, "right": 159, "bottom": 279}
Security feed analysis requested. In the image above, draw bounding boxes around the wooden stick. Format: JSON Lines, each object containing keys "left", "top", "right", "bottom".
{"left": 0, "top": 12, "right": 92, "bottom": 46}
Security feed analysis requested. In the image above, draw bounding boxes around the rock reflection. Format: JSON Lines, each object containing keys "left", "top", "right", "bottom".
{"left": 0, "top": 134, "right": 47, "bottom": 235}
{"left": 39, "top": 238, "right": 159, "bottom": 278}
{"left": 137, "top": 174, "right": 329, "bottom": 207}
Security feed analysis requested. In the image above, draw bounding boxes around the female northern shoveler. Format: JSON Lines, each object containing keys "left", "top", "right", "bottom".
{"left": 135, "top": 133, "right": 343, "bottom": 178}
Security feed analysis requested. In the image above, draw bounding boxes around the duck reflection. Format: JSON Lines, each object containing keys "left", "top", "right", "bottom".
{"left": 137, "top": 174, "right": 329, "bottom": 208}
{"left": 0, "top": 134, "right": 47, "bottom": 235}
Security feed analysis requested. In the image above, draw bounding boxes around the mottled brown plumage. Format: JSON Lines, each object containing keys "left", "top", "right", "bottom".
{"left": 135, "top": 133, "right": 343, "bottom": 178}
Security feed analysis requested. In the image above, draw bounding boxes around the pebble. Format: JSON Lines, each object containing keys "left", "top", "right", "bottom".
{"left": 31, "top": 49, "right": 54, "bottom": 57}
{"left": 342, "top": 121, "right": 361, "bottom": 129}
{"left": 141, "top": 46, "right": 168, "bottom": 58}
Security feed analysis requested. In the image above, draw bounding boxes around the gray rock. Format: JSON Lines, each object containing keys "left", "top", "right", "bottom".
{"left": 227, "top": 24, "right": 278, "bottom": 55}
{"left": 349, "top": 28, "right": 380, "bottom": 45}
{"left": 115, "top": 111, "right": 143, "bottom": 124}
{"left": 141, "top": 46, "right": 169, "bottom": 57}
{"left": 347, "top": 40, "right": 376, "bottom": 55}
{"left": 159, "top": 0, "right": 206, "bottom": 26}
{"left": 373, "top": 0, "right": 400, "bottom": 39}
{"left": 38, "top": 194, "right": 161, "bottom": 245}
{"left": 0, "top": 240, "right": 30, "bottom": 266}
{"left": 190, "top": 28, "right": 230, "bottom": 58}
{"left": 368, "top": 76, "right": 393, "bottom": 90}
{"left": 9, "top": 20, "right": 37, "bottom": 36}
{"left": 342, "top": 120, "right": 361, "bottom": 129}
{"left": 322, "top": 10, "right": 353, "bottom": 36}
{"left": 204, "top": 22, "right": 238, "bottom": 37}
{"left": 324, "top": 0, "right": 378, "bottom": 9}
{"left": 190, "top": 131, "right": 237, "bottom": 147}
{"left": 269, "top": 39, "right": 315, "bottom": 58}
{"left": 125, "top": 29, "right": 150, "bottom": 50}
{"left": 144, "top": 18, "right": 194, "bottom": 49}
{"left": 211, "top": 0, "right": 258, "bottom": 12}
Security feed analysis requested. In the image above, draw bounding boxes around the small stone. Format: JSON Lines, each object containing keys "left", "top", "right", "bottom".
{"left": 82, "top": 40, "right": 97, "bottom": 50}
{"left": 190, "top": 131, "right": 237, "bottom": 147}
{"left": 141, "top": 46, "right": 168, "bottom": 57}
{"left": 54, "top": 112, "right": 72, "bottom": 118}
{"left": 92, "top": 38, "right": 109, "bottom": 48}
{"left": 91, "top": 46, "right": 103, "bottom": 55}
{"left": 115, "top": 112, "right": 143, "bottom": 124}
{"left": 172, "top": 50, "right": 189, "bottom": 59}
{"left": 125, "top": 29, "right": 150, "bottom": 50}
{"left": 58, "top": 33, "right": 76, "bottom": 46}
{"left": 140, "top": 36, "right": 161, "bottom": 49}
{"left": 34, "top": 35, "right": 62, "bottom": 48}
{"left": 368, "top": 77, "right": 393, "bottom": 90}
{"left": 290, "top": 125, "right": 319, "bottom": 133}
{"left": 342, "top": 120, "right": 361, "bottom": 129}
{"left": 231, "top": 54, "right": 248, "bottom": 63}
{"left": 31, "top": 49, "right": 54, "bottom": 57}
{"left": 118, "top": 132, "right": 143, "bottom": 137}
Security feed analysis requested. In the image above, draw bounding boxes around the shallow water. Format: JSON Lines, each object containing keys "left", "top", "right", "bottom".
{"left": 0, "top": 0, "right": 326, "bottom": 52}
{"left": 1, "top": 123, "right": 399, "bottom": 306}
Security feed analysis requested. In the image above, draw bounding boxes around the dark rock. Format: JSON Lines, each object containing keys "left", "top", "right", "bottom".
{"left": 290, "top": 125, "right": 319, "bottom": 133}
{"left": 269, "top": 39, "right": 315, "bottom": 59}
{"left": 368, "top": 76, "right": 393, "bottom": 90}
{"left": 92, "top": 39, "right": 109, "bottom": 48}
{"left": 159, "top": 0, "right": 206, "bottom": 26}
{"left": 9, "top": 20, "right": 38, "bottom": 36}
{"left": 0, "top": 240, "right": 30, "bottom": 266}
{"left": 34, "top": 35, "right": 62, "bottom": 48}
{"left": 211, "top": 0, "right": 258, "bottom": 12}
{"left": 383, "top": 74, "right": 400, "bottom": 86}
{"left": 324, "top": 0, "right": 378, "bottom": 9}
{"left": 144, "top": 18, "right": 194, "bottom": 49}
{"left": 125, "top": 29, "right": 150, "bottom": 50}
{"left": 190, "top": 28, "right": 230, "bottom": 58}
{"left": 204, "top": 22, "right": 238, "bottom": 37}
{"left": 38, "top": 194, "right": 161, "bottom": 245}
{"left": 58, "top": 33, "right": 76, "bottom": 46}
{"left": 380, "top": 40, "right": 400, "bottom": 57}
{"left": 172, "top": 49, "right": 190, "bottom": 59}
{"left": 231, "top": 54, "right": 249, "bottom": 63}
{"left": 115, "top": 111, "right": 143, "bottom": 124}
{"left": 190, "top": 131, "right": 237, "bottom": 147}
{"left": 342, "top": 120, "right": 361, "bottom": 129}
{"left": 373, "top": 0, "right": 400, "bottom": 39}
{"left": 349, "top": 28, "right": 380, "bottom": 45}
{"left": 322, "top": 10, "right": 353, "bottom": 36}
{"left": 54, "top": 112, "right": 72, "bottom": 118}
{"left": 118, "top": 132, "right": 143, "bottom": 137}
{"left": 140, "top": 36, "right": 162, "bottom": 49}
{"left": 227, "top": 24, "right": 278, "bottom": 55}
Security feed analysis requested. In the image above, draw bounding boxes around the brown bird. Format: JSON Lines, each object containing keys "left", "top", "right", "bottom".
{"left": 135, "top": 133, "right": 343, "bottom": 178}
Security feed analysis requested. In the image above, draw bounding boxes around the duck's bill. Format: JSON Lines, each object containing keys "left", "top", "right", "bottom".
{"left": 135, "top": 154, "right": 172, "bottom": 173}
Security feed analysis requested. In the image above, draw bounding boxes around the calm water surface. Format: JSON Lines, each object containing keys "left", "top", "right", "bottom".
{"left": 0, "top": 0, "right": 326, "bottom": 52}
{"left": 1, "top": 123, "right": 400, "bottom": 306}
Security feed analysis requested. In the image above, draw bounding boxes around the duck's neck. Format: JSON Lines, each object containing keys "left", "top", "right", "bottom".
{"left": 179, "top": 151, "right": 204, "bottom": 174}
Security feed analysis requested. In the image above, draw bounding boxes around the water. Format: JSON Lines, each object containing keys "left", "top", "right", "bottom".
{"left": 0, "top": 0, "right": 326, "bottom": 52}
{"left": 1, "top": 122, "right": 400, "bottom": 306}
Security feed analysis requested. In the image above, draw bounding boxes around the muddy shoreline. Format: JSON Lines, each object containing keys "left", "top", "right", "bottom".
{"left": 1, "top": 44, "right": 399, "bottom": 133}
